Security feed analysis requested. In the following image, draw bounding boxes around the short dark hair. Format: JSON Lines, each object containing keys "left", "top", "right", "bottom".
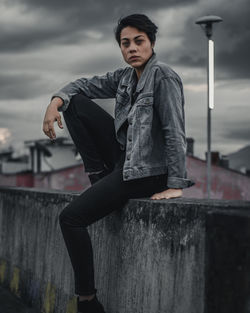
{"left": 114, "top": 14, "right": 158, "bottom": 46}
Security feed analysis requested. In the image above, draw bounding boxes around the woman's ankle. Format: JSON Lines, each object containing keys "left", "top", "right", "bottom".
{"left": 79, "top": 294, "right": 95, "bottom": 301}
{"left": 86, "top": 168, "right": 107, "bottom": 176}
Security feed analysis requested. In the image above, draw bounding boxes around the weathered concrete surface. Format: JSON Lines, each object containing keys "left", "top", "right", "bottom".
{"left": 204, "top": 210, "right": 250, "bottom": 313}
{"left": 0, "top": 285, "right": 40, "bottom": 313}
{"left": 0, "top": 186, "right": 250, "bottom": 313}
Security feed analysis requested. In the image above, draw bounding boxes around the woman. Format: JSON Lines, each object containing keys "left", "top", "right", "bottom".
{"left": 43, "top": 13, "right": 195, "bottom": 313}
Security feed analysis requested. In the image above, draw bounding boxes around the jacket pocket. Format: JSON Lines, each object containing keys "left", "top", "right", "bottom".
{"left": 136, "top": 104, "right": 153, "bottom": 125}
{"left": 135, "top": 96, "right": 154, "bottom": 125}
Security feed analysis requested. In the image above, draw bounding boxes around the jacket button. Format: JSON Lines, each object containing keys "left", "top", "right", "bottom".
{"left": 128, "top": 137, "right": 132, "bottom": 141}
{"left": 127, "top": 156, "right": 130, "bottom": 160}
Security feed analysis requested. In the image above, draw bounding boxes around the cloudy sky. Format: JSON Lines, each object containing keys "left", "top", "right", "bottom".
{"left": 0, "top": 0, "right": 249, "bottom": 159}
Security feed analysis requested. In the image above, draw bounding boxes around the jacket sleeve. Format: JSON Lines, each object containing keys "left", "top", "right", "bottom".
{"left": 154, "top": 76, "right": 195, "bottom": 189}
{"left": 51, "top": 67, "right": 126, "bottom": 112}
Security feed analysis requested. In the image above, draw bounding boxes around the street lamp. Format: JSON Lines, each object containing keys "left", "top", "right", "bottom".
{"left": 195, "top": 15, "right": 223, "bottom": 199}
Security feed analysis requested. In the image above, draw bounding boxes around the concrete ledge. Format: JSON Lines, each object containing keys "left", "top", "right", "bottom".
{"left": 0, "top": 186, "right": 250, "bottom": 313}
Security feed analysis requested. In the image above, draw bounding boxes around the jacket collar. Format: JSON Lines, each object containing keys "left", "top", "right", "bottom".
{"left": 121, "top": 52, "right": 158, "bottom": 92}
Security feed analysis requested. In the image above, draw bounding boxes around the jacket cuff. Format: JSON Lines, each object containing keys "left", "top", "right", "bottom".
{"left": 167, "top": 176, "right": 195, "bottom": 189}
{"left": 51, "top": 92, "right": 71, "bottom": 112}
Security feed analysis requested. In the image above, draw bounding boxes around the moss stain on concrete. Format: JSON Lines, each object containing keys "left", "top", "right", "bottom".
{"left": 0, "top": 259, "right": 6, "bottom": 284}
{"left": 43, "top": 282, "right": 56, "bottom": 313}
{"left": 66, "top": 296, "right": 77, "bottom": 313}
{"left": 10, "top": 266, "right": 21, "bottom": 297}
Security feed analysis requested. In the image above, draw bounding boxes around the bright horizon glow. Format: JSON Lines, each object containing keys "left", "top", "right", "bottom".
{"left": 0, "top": 128, "right": 11, "bottom": 145}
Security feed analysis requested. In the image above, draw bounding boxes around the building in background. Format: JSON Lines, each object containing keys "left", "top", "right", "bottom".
{"left": 0, "top": 137, "right": 89, "bottom": 191}
{"left": 0, "top": 137, "right": 250, "bottom": 200}
{"left": 225, "top": 145, "right": 250, "bottom": 175}
{"left": 25, "top": 137, "right": 83, "bottom": 174}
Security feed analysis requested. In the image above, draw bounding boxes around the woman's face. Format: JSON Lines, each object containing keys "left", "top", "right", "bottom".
{"left": 120, "top": 26, "right": 155, "bottom": 70}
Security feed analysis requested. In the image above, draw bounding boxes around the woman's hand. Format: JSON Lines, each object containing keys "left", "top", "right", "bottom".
{"left": 43, "top": 98, "right": 64, "bottom": 140}
{"left": 150, "top": 188, "right": 183, "bottom": 200}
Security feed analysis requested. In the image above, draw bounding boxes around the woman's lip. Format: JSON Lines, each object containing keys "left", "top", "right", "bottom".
{"left": 129, "top": 56, "right": 139, "bottom": 60}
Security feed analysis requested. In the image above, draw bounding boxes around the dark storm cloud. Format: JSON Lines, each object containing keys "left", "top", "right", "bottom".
{"left": 223, "top": 121, "right": 250, "bottom": 141}
{"left": 1, "top": 0, "right": 197, "bottom": 52}
{"left": 1, "top": 0, "right": 250, "bottom": 80}
{"left": 0, "top": 107, "right": 41, "bottom": 123}
{"left": 0, "top": 15, "right": 93, "bottom": 52}
{"left": 8, "top": 0, "right": 195, "bottom": 12}
{"left": 0, "top": 111, "right": 17, "bottom": 121}
{"left": 69, "top": 54, "right": 123, "bottom": 75}
{"left": 166, "top": 0, "right": 250, "bottom": 79}
{"left": 0, "top": 73, "right": 51, "bottom": 100}
{"left": 216, "top": 37, "right": 250, "bottom": 80}
{"left": 0, "top": 26, "right": 78, "bottom": 53}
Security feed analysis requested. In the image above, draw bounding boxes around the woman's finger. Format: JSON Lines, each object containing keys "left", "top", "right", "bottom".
{"left": 43, "top": 122, "right": 50, "bottom": 137}
{"left": 49, "top": 125, "right": 56, "bottom": 138}
{"left": 49, "top": 129, "right": 55, "bottom": 140}
{"left": 57, "top": 114, "right": 63, "bottom": 129}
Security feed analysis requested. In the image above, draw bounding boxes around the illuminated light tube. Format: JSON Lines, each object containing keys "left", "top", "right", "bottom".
{"left": 208, "top": 39, "right": 214, "bottom": 109}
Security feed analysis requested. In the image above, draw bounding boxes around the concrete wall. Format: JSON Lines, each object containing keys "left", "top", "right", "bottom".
{"left": 0, "top": 187, "right": 250, "bottom": 313}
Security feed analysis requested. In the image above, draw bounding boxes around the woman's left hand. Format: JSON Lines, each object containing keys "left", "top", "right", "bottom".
{"left": 150, "top": 188, "right": 183, "bottom": 200}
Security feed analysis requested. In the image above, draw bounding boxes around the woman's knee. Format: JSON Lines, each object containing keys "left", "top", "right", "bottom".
{"left": 59, "top": 204, "right": 82, "bottom": 227}
{"left": 71, "top": 94, "right": 89, "bottom": 104}
{"left": 69, "top": 94, "right": 94, "bottom": 114}
{"left": 59, "top": 205, "right": 70, "bottom": 225}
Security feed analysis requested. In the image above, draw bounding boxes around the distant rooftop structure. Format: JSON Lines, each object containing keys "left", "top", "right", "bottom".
{"left": 0, "top": 147, "right": 13, "bottom": 161}
{"left": 224, "top": 145, "right": 250, "bottom": 175}
{"left": 24, "top": 136, "right": 82, "bottom": 174}
{"left": 24, "top": 136, "right": 74, "bottom": 147}
{"left": 0, "top": 137, "right": 82, "bottom": 174}
{"left": 186, "top": 137, "right": 250, "bottom": 177}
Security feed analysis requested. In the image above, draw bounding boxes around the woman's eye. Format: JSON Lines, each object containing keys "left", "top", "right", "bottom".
{"left": 121, "top": 39, "right": 143, "bottom": 47}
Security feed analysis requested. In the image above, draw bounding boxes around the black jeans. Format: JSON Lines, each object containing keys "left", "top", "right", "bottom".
{"left": 59, "top": 94, "right": 168, "bottom": 296}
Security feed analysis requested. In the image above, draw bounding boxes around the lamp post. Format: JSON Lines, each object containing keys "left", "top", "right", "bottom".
{"left": 195, "top": 15, "right": 222, "bottom": 199}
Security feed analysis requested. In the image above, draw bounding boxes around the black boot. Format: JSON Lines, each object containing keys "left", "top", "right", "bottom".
{"left": 77, "top": 294, "right": 106, "bottom": 313}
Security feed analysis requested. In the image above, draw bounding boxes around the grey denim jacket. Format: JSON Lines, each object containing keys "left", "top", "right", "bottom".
{"left": 51, "top": 53, "right": 195, "bottom": 189}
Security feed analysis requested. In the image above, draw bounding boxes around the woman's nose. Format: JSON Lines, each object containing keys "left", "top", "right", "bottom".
{"left": 129, "top": 42, "right": 137, "bottom": 52}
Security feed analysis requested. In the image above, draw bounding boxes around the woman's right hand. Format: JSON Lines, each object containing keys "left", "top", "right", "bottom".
{"left": 43, "top": 97, "right": 64, "bottom": 140}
